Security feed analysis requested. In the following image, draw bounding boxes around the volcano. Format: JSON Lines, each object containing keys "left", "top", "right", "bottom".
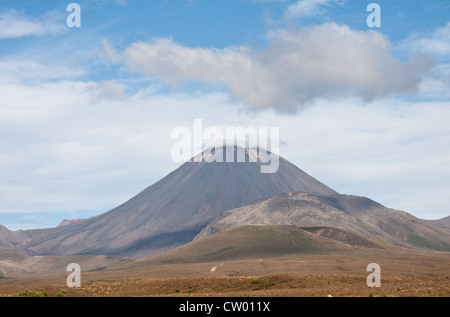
{"left": 1, "top": 147, "right": 336, "bottom": 259}
{"left": 1, "top": 146, "right": 449, "bottom": 260}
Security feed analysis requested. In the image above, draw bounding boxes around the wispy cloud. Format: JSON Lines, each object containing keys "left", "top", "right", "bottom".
{"left": 115, "top": 0, "right": 129, "bottom": 5}
{"left": 0, "top": 59, "right": 86, "bottom": 84}
{"left": 286, "top": 0, "right": 344, "bottom": 19}
{"left": 399, "top": 22, "right": 450, "bottom": 58}
{"left": 101, "top": 39, "right": 124, "bottom": 64}
{"left": 0, "top": 9, "right": 65, "bottom": 39}
{"left": 397, "top": 22, "right": 450, "bottom": 101}
{"left": 93, "top": 0, "right": 129, "bottom": 6}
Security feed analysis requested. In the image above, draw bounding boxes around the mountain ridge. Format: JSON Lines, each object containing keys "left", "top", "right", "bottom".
{"left": 196, "top": 191, "right": 450, "bottom": 251}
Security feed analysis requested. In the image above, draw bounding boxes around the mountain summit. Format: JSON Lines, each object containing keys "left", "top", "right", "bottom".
{"left": 1, "top": 146, "right": 336, "bottom": 259}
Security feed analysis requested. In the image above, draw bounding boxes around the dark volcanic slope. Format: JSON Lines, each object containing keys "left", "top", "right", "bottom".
{"left": 2, "top": 147, "right": 336, "bottom": 259}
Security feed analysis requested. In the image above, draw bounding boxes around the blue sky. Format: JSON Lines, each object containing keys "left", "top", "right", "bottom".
{"left": 1, "top": 0, "right": 450, "bottom": 229}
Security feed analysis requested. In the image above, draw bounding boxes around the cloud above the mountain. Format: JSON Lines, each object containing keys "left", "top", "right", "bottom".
{"left": 120, "top": 23, "right": 433, "bottom": 112}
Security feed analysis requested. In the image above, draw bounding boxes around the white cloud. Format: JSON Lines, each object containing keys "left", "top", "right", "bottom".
{"left": 0, "top": 9, "right": 65, "bottom": 39}
{"left": 0, "top": 59, "right": 449, "bottom": 221}
{"left": 123, "top": 23, "right": 433, "bottom": 112}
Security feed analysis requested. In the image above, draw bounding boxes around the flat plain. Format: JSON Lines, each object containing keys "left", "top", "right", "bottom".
{"left": 1, "top": 248, "right": 449, "bottom": 297}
